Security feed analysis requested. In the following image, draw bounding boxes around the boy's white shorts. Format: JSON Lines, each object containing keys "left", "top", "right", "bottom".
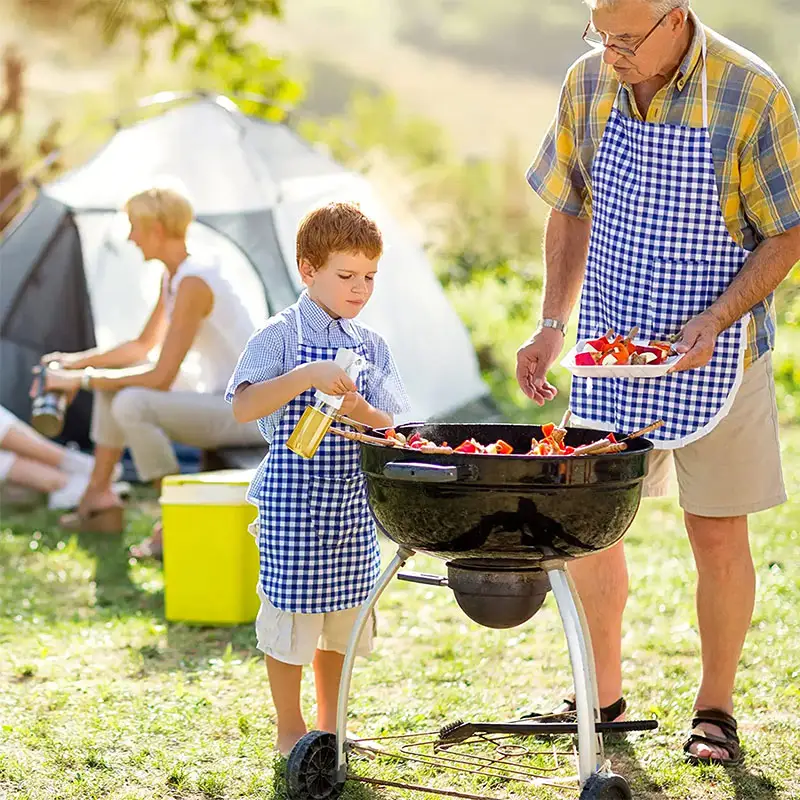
{"left": 255, "top": 584, "right": 377, "bottom": 666}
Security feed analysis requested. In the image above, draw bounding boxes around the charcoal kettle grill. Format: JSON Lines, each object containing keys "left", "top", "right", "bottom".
{"left": 286, "top": 424, "right": 659, "bottom": 800}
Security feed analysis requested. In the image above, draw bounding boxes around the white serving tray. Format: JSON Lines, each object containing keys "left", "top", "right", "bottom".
{"left": 561, "top": 339, "right": 684, "bottom": 379}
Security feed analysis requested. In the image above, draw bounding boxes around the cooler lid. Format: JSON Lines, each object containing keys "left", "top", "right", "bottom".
{"left": 160, "top": 469, "right": 256, "bottom": 506}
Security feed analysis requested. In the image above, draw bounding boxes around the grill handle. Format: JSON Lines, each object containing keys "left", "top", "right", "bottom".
{"left": 397, "top": 571, "right": 449, "bottom": 587}
{"left": 382, "top": 462, "right": 463, "bottom": 482}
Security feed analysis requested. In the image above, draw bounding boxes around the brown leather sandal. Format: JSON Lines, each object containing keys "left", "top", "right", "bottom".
{"left": 521, "top": 695, "right": 627, "bottom": 723}
{"left": 684, "top": 708, "right": 743, "bottom": 766}
{"left": 59, "top": 504, "right": 124, "bottom": 534}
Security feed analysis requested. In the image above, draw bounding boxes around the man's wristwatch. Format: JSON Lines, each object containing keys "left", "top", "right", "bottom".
{"left": 538, "top": 318, "right": 567, "bottom": 335}
{"left": 80, "top": 367, "right": 95, "bottom": 391}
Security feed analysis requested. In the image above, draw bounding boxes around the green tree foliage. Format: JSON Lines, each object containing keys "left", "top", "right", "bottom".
{"left": 76, "top": 0, "right": 301, "bottom": 117}
{"left": 1, "top": 1, "right": 301, "bottom": 230}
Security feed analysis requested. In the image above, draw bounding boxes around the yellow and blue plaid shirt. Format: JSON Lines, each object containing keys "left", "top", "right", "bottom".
{"left": 527, "top": 11, "right": 800, "bottom": 367}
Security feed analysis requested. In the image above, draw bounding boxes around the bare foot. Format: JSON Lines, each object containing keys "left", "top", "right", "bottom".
{"left": 686, "top": 722, "right": 734, "bottom": 762}
{"left": 277, "top": 728, "right": 308, "bottom": 757}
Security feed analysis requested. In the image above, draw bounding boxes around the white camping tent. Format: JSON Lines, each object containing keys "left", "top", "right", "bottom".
{"left": 0, "top": 93, "right": 497, "bottom": 450}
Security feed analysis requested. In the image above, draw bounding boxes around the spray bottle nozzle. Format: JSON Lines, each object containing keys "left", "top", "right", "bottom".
{"left": 313, "top": 349, "right": 365, "bottom": 411}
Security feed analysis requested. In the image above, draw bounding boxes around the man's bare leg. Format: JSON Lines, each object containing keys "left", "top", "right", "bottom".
{"left": 567, "top": 540, "right": 628, "bottom": 708}
{"left": 685, "top": 512, "right": 753, "bottom": 761}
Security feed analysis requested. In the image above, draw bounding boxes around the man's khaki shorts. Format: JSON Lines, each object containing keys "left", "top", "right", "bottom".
{"left": 255, "top": 584, "right": 377, "bottom": 665}
{"left": 643, "top": 353, "right": 786, "bottom": 517}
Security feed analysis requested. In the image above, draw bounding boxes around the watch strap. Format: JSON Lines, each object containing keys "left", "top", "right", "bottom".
{"left": 539, "top": 318, "right": 567, "bottom": 334}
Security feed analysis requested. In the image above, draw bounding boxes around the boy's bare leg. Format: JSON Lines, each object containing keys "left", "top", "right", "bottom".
{"left": 266, "top": 655, "right": 307, "bottom": 755}
{"left": 313, "top": 649, "right": 346, "bottom": 732}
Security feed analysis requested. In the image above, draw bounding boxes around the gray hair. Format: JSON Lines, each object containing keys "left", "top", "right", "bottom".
{"left": 585, "top": 0, "right": 690, "bottom": 16}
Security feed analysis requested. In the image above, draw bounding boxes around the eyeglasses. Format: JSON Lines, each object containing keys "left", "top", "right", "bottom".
{"left": 582, "top": 11, "right": 670, "bottom": 58}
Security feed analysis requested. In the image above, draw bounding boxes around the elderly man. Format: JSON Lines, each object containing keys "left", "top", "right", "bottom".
{"left": 518, "top": 0, "right": 800, "bottom": 766}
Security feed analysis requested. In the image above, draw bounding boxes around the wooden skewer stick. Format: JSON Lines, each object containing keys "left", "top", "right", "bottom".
{"left": 572, "top": 439, "right": 615, "bottom": 456}
{"left": 622, "top": 420, "right": 664, "bottom": 441}
{"left": 622, "top": 325, "right": 640, "bottom": 346}
{"left": 559, "top": 409, "right": 572, "bottom": 429}
{"left": 588, "top": 442, "right": 629, "bottom": 455}
{"left": 330, "top": 427, "right": 404, "bottom": 448}
{"left": 334, "top": 414, "right": 370, "bottom": 433}
{"left": 331, "top": 426, "right": 453, "bottom": 455}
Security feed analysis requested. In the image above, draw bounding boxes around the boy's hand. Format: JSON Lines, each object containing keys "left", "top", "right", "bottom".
{"left": 307, "top": 361, "right": 357, "bottom": 396}
{"left": 338, "top": 392, "right": 362, "bottom": 417}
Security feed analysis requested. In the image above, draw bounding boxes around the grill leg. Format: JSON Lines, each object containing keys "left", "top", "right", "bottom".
{"left": 335, "top": 546, "right": 415, "bottom": 780}
{"left": 546, "top": 566, "right": 604, "bottom": 786}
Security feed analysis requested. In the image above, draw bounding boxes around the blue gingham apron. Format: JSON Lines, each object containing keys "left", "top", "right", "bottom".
{"left": 256, "top": 305, "right": 380, "bottom": 613}
{"left": 571, "top": 37, "right": 750, "bottom": 449}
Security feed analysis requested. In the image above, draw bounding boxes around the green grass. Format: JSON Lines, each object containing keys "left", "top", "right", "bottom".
{"left": 1, "top": 433, "right": 799, "bottom": 800}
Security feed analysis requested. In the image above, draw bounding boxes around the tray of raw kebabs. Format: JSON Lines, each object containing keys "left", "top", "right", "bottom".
{"left": 561, "top": 326, "right": 684, "bottom": 378}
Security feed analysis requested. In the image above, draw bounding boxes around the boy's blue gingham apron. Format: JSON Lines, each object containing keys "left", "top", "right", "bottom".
{"left": 256, "top": 305, "right": 380, "bottom": 613}
{"left": 571, "top": 36, "right": 750, "bottom": 450}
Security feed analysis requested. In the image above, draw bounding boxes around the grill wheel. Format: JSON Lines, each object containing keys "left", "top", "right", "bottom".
{"left": 286, "top": 731, "right": 344, "bottom": 800}
{"left": 579, "top": 772, "right": 633, "bottom": 799}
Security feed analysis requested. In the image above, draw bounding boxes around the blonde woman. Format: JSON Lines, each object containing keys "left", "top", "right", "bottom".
{"left": 38, "top": 189, "right": 264, "bottom": 555}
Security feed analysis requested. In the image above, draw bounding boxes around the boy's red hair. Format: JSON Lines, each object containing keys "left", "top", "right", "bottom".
{"left": 296, "top": 202, "right": 383, "bottom": 270}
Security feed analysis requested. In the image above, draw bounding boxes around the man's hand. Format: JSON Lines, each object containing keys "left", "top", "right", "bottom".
{"left": 669, "top": 312, "right": 722, "bottom": 373}
{"left": 306, "top": 361, "right": 357, "bottom": 396}
{"left": 515, "top": 328, "right": 564, "bottom": 406}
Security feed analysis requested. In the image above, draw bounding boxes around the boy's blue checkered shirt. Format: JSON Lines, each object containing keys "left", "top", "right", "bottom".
{"left": 226, "top": 291, "right": 411, "bottom": 503}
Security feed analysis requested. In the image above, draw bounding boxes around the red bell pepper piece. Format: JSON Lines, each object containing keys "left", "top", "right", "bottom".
{"left": 586, "top": 335, "right": 612, "bottom": 353}
{"left": 606, "top": 433, "right": 617, "bottom": 444}
{"left": 454, "top": 440, "right": 478, "bottom": 454}
{"left": 541, "top": 423, "right": 555, "bottom": 438}
{"left": 407, "top": 432, "right": 422, "bottom": 446}
{"left": 385, "top": 428, "right": 396, "bottom": 440}
{"left": 564, "top": 446, "right": 576, "bottom": 455}
{"left": 575, "top": 352, "right": 599, "bottom": 366}
{"left": 494, "top": 439, "right": 513, "bottom": 455}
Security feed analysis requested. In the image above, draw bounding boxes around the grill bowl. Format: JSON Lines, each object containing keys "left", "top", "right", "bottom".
{"left": 361, "top": 423, "right": 652, "bottom": 563}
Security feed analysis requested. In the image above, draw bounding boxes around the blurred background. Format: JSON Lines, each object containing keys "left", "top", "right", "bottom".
{"left": 2, "top": 0, "right": 799, "bottom": 425}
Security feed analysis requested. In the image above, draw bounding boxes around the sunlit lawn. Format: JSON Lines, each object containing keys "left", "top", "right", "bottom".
{"left": 1, "top": 431, "right": 798, "bottom": 799}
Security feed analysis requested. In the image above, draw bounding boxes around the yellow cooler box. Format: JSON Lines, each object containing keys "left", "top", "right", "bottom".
{"left": 161, "top": 470, "right": 259, "bottom": 625}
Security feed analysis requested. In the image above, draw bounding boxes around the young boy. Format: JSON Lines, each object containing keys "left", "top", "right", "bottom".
{"left": 226, "top": 202, "right": 411, "bottom": 756}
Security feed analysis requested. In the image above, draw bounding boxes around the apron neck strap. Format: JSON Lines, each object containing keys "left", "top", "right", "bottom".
{"left": 700, "top": 33, "right": 709, "bottom": 128}
{"left": 293, "top": 304, "right": 304, "bottom": 346}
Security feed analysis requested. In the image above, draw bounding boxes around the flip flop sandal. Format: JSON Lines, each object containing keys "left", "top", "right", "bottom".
{"left": 683, "top": 708, "right": 743, "bottom": 766}
{"left": 59, "top": 504, "right": 124, "bottom": 534}
{"left": 521, "top": 695, "right": 627, "bottom": 723}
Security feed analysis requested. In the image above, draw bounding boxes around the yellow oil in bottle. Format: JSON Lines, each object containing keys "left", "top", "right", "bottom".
{"left": 286, "top": 404, "right": 336, "bottom": 459}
